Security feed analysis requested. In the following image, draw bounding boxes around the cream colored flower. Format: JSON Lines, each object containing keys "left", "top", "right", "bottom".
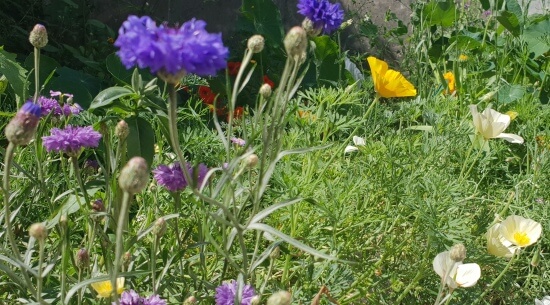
{"left": 469, "top": 105, "right": 524, "bottom": 144}
{"left": 433, "top": 251, "right": 481, "bottom": 289}
{"left": 535, "top": 296, "right": 550, "bottom": 305}
{"left": 486, "top": 223, "right": 516, "bottom": 258}
{"left": 90, "top": 277, "right": 125, "bottom": 298}
{"left": 499, "top": 215, "right": 542, "bottom": 248}
{"left": 344, "top": 136, "right": 366, "bottom": 154}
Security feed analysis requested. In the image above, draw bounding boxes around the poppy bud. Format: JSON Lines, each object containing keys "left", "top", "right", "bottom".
{"left": 115, "top": 120, "right": 129, "bottom": 140}
{"left": 29, "top": 222, "right": 47, "bottom": 241}
{"left": 5, "top": 102, "right": 42, "bottom": 146}
{"left": 450, "top": 243, "right": 466, "bottom": 262}
{"left": 245, "top": 154, "right": 259, "bottom": 168}
{"left": 119, "top": 157, "right": 149, "bottom": 194}
{"left": 267, "top": 291, "right": 292, "bottom": 305}
{"left": 284, "top": 27, "right": 307, "bottom": 60}
{"left": 183, "top": 296, "right": 197, "bottom": 305}
{"left": 259, "top": 83, "right": 272, "bottom": 99}
{"left": 302, "top": 18, "right": 322, "bottom": 37}
{"left": 29, "top": 24, "right": 48, "bottom": 48}
{"left": 247, "top": 35, "right": 265, "bottom": 53}
{"left": 152, "top": 217, "right": 167, "bottom": 237}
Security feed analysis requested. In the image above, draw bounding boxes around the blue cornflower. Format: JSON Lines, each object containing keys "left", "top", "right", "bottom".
{"left": 114, "top": 15, "right": 228, "bottom": 79}
{"left": 297, "top": 0, "right": 344, "bottom": 34}
{"left": 153, "top": 162, "right": 209, "bottom": 192}
{"left": 215, "top": 280, "right": 256, "bottom": 305}
{"left": 114, "top": 290, "right": 167, "bottom": 305}
{"left": 42, "top": 125, "right": 102, "bottom": 157}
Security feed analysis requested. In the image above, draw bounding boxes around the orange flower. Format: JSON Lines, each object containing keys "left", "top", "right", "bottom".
{"left": 443, "top": 72, "right": 456, "bottom": 94}
{"left": 297, "top": 110, "right": 317, "bottom": 121}
{"left": 228, "top": 106, "right": 244, "bottom": 121}
{"left": 227, "top": 62, "right": 241, "bottom": 76}
{"left": 263, "top": 75, "right": 275, "bottom": 89}
{"left": 367, "top": 56, "right": 416, "bottom": 98}
{"left": 198, "top": 86, "right": 217, "bottom": 105}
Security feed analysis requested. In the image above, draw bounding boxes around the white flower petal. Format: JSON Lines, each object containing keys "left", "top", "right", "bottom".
{"left": 455, "top": 263, "right": 481, "bottom": 287}
{"left": 344, "top": 146, "right": 359, "bottom": 154}
{"left": 495, "top": 133, "right": 524, "bottom": 144}
{"left": 352, "top": 136, "right": 366, "bottom": 146}
{"left": 433, "top": 251, "right": 453, "bottom": 279}
{"left": 486, "top": 223, "right": 515, "bottom": 258}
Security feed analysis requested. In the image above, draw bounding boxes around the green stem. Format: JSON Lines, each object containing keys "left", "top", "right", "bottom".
{"left": 72, "top": 156, "right": 91, "bottom": 205}
{"left": 36, "top": 239, "right": 45, "bottom": 304}
{"left": 33, "top": 47, "right": 40, "bottom": 103}
{"left": 151, "top": 235, "right": 158, "bottom": 294}
{"left": 459, "top": 139, "right": 485, "bottom": 180}
{"left": 112, "top": 191, "right": 131, "bottom": 305}
{"left": 472, "top": 253, "right": 517, "bottom": 304}
{"left": 60, "top": 222, "right": 68, "bottom": 303}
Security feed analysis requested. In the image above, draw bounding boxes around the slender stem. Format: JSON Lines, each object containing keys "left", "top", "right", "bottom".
{"left": 112, "top": 191, "right": 131, "bottom": 305}
{"left": 152, "top": 235, "right": 158, "bottom": 294}
{"left": 472, "top": 253, "right": 517, "bottom": 304}
{"left": 60, "top": 222, "right": 68, "bottom": 303}
{"left": 77, "top": 268, "right": 83, "bottom": 305}
{"left": 33, "top": 47, "right": 40, "bottom": 103}
{"left": 36, "top": 239, "right": 45, "bottom": 304}
{"left": 460, "top": 139, "right": 485, "bottom": 180}
{"left": 72, "top": 156, "right": 91, "bottom": 205}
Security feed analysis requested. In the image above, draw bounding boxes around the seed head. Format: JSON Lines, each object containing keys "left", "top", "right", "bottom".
{"left": 449, "top": 243, "right": 466, "bottom": 262}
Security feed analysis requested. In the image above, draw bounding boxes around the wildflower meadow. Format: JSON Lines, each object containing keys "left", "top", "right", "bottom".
{"left": 1, "top": 0, "right": 549, "bottom": 304}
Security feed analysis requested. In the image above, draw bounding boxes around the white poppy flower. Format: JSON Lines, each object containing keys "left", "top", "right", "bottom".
{"left": 499, "top": 215, "right": 542, "bottom": 248}
{"left": 344, "top": 136, "right": 366, "bottom": 154}
{"left": 433, "top": 251, "right": 481, "bottom": 289}
{"left": 535, "top": 296, "right": 550, "bottom": 305}
{"left": 469, "top": 105, "right": 524, "bottom": 144}
{"left": 486, "top": 223, "right": 516, "bottom": 258}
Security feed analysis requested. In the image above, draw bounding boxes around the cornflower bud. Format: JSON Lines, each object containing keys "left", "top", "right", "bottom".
{"left": 270, "top": 246, "right": 281, "bottom": 260}
{"left": 76, "top": 248, "right": 90, "bottom": 269}
{"left": 267, "top": 291, "right": 292, "bottom": 305}
{"left": 450, "top": 243, "right": 466, "bottom": 262}
{"left": 284, "top": 27, "right": 308, "bottom": 60}
{"left": 340, "top": 19, "right": 353, "bottom": 30}
{"left": 5, "top": 102, "right": 42, "bottom": 146}
{"left": 91, "top": 199, "right": 105, "bottom": 213}
{"left": 115, "top": 120, "right": 129, "bottom": 140}
{"left": 152, "top": 217, "right": 167, "bottom": 237}
{"left": 122, "top": 251, "right": 132, "bottom": 269}
{"left": 302, "top": 18, "right": 322, "bottom": 37}
{"left": 29, "top": 24, "right": 48, "bottom": 48}
{"left": 119, "top": 157, "right": 149, "bottom": 194}
{"left": 259, "top": 83, "right": 272, "bottom": 99}
{"left": 29, "top": 223, "right": 47, "bottom": 241}
{"left": 247, "top": 35, "right": 265, "bottom": 53}
{"left": 245, "top": 154, "right": 259, "bottom": 168}
{"left": 250, "top": 295, "right": 261, "bottom": 305}
{"left": 60, "top": 214, "right": 68, "bottom": 228}
{"left": 183, "top": 296, "right": 197, "bottom": 305}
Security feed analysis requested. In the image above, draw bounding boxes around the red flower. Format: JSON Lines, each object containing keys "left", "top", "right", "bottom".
{"left": 263, "top": 75, "right": 275, "bottom": 89}
{"left": 198, "top": 86, "right": 217, "bottom": 105}
{"left": 227, "top": 62, "right": 242, "bottom": 76}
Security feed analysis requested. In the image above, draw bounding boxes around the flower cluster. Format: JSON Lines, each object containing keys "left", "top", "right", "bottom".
{"left": 486, "top": 215, "right": 542, "bottom": 258}
{"left": 215, "top": 280, "right": 256, "bottom": 305}
{"left": 115, "top": 16, "right": 228, "bottom": 78}
{"left": 153, "top": 162, "right": 209, "bottom": 192}
{"left": 115, "top": 290, "right": 166, "bottom": 305}
{"left": 38, "top": 91, "right": 81, "bottom": 117}
{"left": 42, "top": 125, "right": 102, "bottom": 157}
{"left": 297, "top": 0, "right": 344, "bottom": 34}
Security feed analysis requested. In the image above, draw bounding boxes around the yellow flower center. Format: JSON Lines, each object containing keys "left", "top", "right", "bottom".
{"left": 513, "top": 231, "right": 530, "bottom": 247}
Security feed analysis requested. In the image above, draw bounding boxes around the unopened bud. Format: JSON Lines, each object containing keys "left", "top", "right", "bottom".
{"left": 531, "top": 248, "right": 540, "bottom": 267}
{"left": 250, "top": 295, "right": 261, "bottom": 305}
{"left": 115, "top": 120, "right": 129, "bottom": 140}
{"left": 76, "top": 248, "right": 90, "bottom": 269}
{"left": 270, "top": 246, "right": 280, "bottom": 260}
{"left": 245, "top": 154, "right": 259, "bottom": 168}
{"left": 158, "top": 69, "right": 187, "bottom": 85}
{"left": 479, "top": 91, "right": 496, "bottom": 102}
{"left": 119, "top": 157, "right": 149, "bottom": 194}
{"left": 152, "top": 217, "right": 167, "bottom": 237}
{"left": 183, "top": 296, "right": 197, "bottom": 305}
{"left": 5, "top": 102, "right": 42, "bottom": 146}
{"left": 29, "top": 24, "right": 48, "bottom": 48}
{"left": 60, "top": 214, "right": 68, "bottom": 228}
{"left": 267, "top": 291, "right": 292, "bottom": 305}
{"left": 91, "top": 199, "right": 105, "bottom": 212}
{"left": 302, "top": 18, "right": 322, "bottom": 37}
{"left": 247, "top": 35, "right": 265, "bottom": 53}
{"left": 450, "top": 243, "right": 466, "bottom": 262}
{"left": 284, "top": 27, "right": 308, "bottom": 60}
{"left": 340, "top": 19, "right": 353, "bottom": 30}
{"left": 29, "top": 222, "right": 47, "bottom": 241}
{"left": 259, "top": 83, "right": 272, "bottom": 99}
{"left": 0, "top": 75, "right": 8, "bottom": 95}
{"left": 122, "top": 251, "right": 132, "bottom": 269}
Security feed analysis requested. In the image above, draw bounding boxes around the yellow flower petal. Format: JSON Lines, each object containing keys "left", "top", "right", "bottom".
{"left": 90, "top": 277, "right": 125, "bottom": 298}
{"left": 443, "top": 72, "right": 456, "bottom": 94}
{"left": 367, "top": 56, "right": 416, "bottom": 98}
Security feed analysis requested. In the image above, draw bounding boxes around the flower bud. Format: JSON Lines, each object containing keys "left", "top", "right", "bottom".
{"left": 284, "top": 27, "right": 308, "bottom": 60}
{"left": 5, "top": 102, "right": 42, "bottom": 146}
{"left": 60, "top": 214, "right": 68, "bottom": 228}
{"left": 115, "top": 120, "right": 129, "bottom": 140}
{"left": 122, "top": 251, "right": 132, "bottom": 269}
{"left": 119, "top": 157, "right": 149, "bottom": 194}
{"left": 302, "top": 18, "right": 322, "bottom": 37}
{"left": 91, "top": 199, "right": 105, "bottom": 213}
{"left": 267, "top": 291, "right": 292, "bottom": 305}
{"left": 250, "top": 295, "right": 261, "bottom": 305}
{"left": 450, "top": 243, "right": 466, "bottom": 262}
{"left": 270, "top": 246, "right": 280, "bottom": 260}
{"left": 479, "top": 91, "right": 496, "bottom": 102}
{"left": 0, "top": 75, "right": 8, "bottom": 95}
{"left": 340, "top": 19, "right": 353, "bottom": 30}
{"left": 29, "top": 222, "right": 47, "bottom": 241}
{"left": 152, "top": 217, "right": 167, "bottom": 237}
{"left": 247, "top": 35, "right": 265, "bottom": 53}
{"left": 158, "top": 69, "right": 187, "bottom": 85}
{"left": 76, "top": 248, "right": 90, "bottom": 269}
{"left": 183, "top": 296, "right": 197, "bottom": 305}
{"left": 531, "top": 248, "right": 540, "bottom": 267}
{"left": 245, "top": 154, "right": 259, "bottom": 168}
{"left": 259, "top": 83, "right": 272, "bottom": 99}
{"left": 29, "top": 24, "right": 48, "bottom": 48}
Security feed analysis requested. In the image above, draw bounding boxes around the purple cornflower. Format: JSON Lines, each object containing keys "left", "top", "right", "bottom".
{"left": 153, "top": 162, "right": 209, "bottom": 192}
{"left": 215, "top": 280, "right": 256, "bottom": 305}
{"left": 297, "top": 0, "right": 344, "bottom": 34}
{"left": 230, "top": 137, "right": 246, "bottom": 147}
{"left": 42, "top": 125, "right": 102, "bottom": 157}
{"left": 38, "top": 96, "right": 62, "bottom": 117}
{"left": 5, "top": 102, "right": 42, "bottom": 146}
{"left": 115, "top": 15, "right": 228, "bottom": 79}
{"left": 62, "top": 103, "right": 82, "bottom": 116}
{"left": 114, "top": 290, "right": 167, "bottom": 305}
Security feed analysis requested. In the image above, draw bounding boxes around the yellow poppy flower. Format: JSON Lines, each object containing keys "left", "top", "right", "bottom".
{"left": 499, "top": 215, "right": 542, "bottom": 248}
{"left": 367, "top": 56, "right": 416, "bottom": 98}
{"left": 90, "top": 277, "right": 125, "bottom": 298}
{"left": 443, "top": 72, "right": 456, "bottom": 94}
{"left": 459, "top": 54, "right": 469, "bottom": 62}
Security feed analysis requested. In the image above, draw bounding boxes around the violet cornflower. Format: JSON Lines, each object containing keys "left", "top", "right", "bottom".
{"left": 114, "top": 15, "right": 228, "bottom": 80}
{"left": 153, "top": 162, "right": 209, "bottom": 192}
{"left": 297, "top": 0, "right": 344, "bottom": 34}
{"left": 114, "top": 290, "right": 167, "bottom": 305}
{"left": 230, "top": 137, "right": 246, "bottom": 147}
{"left": 38, "top": 96, "right": 63, "bottom": 117}
{"left": 42, "top": 125, "right": 102, "bottom": 157}
{"left": 215, "top": 280, "right": 256, "bottom": 305}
